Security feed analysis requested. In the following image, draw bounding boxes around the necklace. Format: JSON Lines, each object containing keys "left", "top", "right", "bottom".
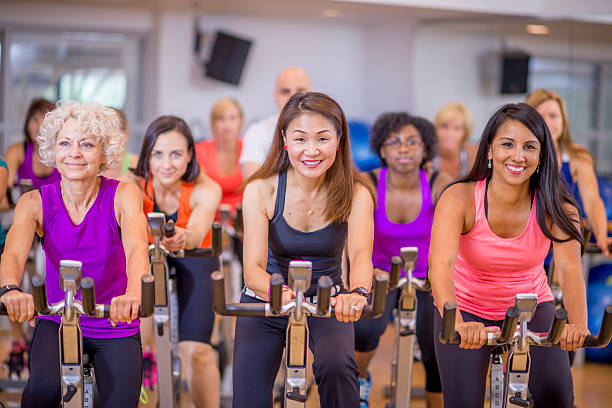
{"left": 292, "top": 176, "right": 327, "bottom": 216}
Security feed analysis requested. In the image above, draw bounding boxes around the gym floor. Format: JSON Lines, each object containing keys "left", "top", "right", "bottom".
{"left": 0, "top": 322, "right": 610, "bottom": 407}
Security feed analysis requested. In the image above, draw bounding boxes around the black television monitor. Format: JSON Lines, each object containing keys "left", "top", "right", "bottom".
{"left": 205, "top": 31, "right": 252, "bottom": 85}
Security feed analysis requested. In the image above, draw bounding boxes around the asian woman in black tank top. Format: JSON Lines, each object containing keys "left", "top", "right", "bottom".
{"left": 232, "top": 92, "right": 376, "bottom": 407}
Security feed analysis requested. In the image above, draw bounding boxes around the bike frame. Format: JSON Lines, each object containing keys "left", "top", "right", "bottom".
{"left": 211, "top": 261, "right": 388, "bottom": 407}
{"left": 31, "top": 260, "right": 154, "bottom": 408}
{"left": 440, "top": 295, "right": 612, "bottom": 408}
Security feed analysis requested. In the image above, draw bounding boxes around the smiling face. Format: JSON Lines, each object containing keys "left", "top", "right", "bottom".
{"left": 488, "top": 119, "right": 541, "bottom": 186}
{"left": 535, "top": 99, "right": 564, "bottom": 143}
{"left": 380, "top": 124, "right": 425, "bottom": 173}
{"left": 149, "top": 130, "right": 192, "bottom": 187}
{"left": 284, "top": 113, "right": 339, "bottom": 179}
{"left": 55, "top": 118, "right": 104, "bottom": 180}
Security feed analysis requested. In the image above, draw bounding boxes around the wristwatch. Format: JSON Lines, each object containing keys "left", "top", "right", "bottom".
{"left": 0, "top": 285, "right": 23, "bottom": 298}
{"left": 349, "top": 287, "right": 370, "bottom": 298}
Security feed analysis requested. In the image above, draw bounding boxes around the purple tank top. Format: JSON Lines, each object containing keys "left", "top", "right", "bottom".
{"left": 17, "top": 142, "right": 61, "bottom": 188}
{"left": 39, "top": 176, "right": 138, "bottom": 338}
{"left": 371, "top": 168, "right": 434, "bottom": 278}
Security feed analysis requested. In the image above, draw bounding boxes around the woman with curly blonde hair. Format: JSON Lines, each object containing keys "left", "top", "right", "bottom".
{"left": 526, "top": 89, "right": 610, "bottom": 256}
{"left": 0, "top": 100, "right": 150, "bottom": 407}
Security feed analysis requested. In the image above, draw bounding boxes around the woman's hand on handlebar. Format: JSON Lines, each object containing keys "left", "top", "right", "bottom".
{"left": 162, "top": 226, "right": 186, "bottom": 252}
{"left": 332, "top": 293, "right": 368, "bottom": 323}
{"left": 281, "top": 286, "right": 296, "bottom": 305}
{"left": 560, "top": 323, "right": 589, "bottom": 351}
{"left": 109, "top": 292, "right": 140, "bottom": 325}
{"left": 456, "top": 322, "right": 500, "bottom": 349}
{"left": 1, "top": 291, "right": 35, "bottom": 323}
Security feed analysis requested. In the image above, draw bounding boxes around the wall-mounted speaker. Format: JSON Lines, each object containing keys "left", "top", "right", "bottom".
{"left": 205, "top": 31, "right": 253, "bottom": 86}
{"left": 500, "top": 52, "right": 530, "bottom": 94}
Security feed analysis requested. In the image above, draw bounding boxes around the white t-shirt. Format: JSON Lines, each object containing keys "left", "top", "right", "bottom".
{"left": 240, "top": 114, "right": 279, "bottom": 166}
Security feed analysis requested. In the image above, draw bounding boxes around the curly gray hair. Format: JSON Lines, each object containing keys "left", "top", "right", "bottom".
{"left": 37, "top": 100, "right": 126, "bottom": 172}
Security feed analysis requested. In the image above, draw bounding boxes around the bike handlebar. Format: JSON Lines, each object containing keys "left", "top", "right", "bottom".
{"left": 158, "top": 221, "right": 223, "bottom": 258}
{"left": 211, "top": 271, "right": 389, "bottom": 319}
{"left": 32, "top": 275, "right": 155, "bottom": 318}
{"left": 440, "top": 301, "right": 612, "bottom": 349}
{"left": 583, "top": 305, "right": 612, "bottom": 348}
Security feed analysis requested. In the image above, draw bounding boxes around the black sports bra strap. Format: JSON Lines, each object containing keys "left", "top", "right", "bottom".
{"left": 273, "top": 171, "right": 287, "bottom": 220}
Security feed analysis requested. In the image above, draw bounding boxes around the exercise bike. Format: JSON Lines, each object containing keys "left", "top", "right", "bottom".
{"left": 211, "top": 260, "right": 388, "bottom": 407}
{"left": 385, "top": 247, "right": 430, "bottom": 407}
{"left": 147, "top": 212, "right": 222, "bottom": 408}
{"left": 30, "top": 259, "right": 155, "bottom": 408}
{"left": 440, "top": 294, "right": 612, "bottom": 408}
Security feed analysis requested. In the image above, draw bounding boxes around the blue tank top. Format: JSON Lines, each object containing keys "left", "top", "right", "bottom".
{"left": 371, "top": 168, "right": 434, "bottom": 278}
{"left": 39, "top": 176, "right": 138, "bottom": 338}
{"left": 266, "top": 171, "right": 347, "bottom": 297}
{"left": 560, "top": 153, "right": 585, "bottom": 217}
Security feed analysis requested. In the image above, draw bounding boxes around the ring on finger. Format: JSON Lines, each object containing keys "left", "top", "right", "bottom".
{"left": 350, "top": 305, "right": 360, "bottom": 312}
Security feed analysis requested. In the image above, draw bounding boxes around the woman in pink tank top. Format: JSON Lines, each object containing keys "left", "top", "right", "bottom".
{"left": 0, "top": 101, "right": 149, "bottom": 408}
{"left": 429, "top": 103, "right": 587, "bottom": 408}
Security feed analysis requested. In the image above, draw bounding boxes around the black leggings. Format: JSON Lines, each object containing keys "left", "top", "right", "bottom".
{"left": 354, "top": 289, "right": 441, "bottom": 392}
{"left": 171, "top": 255, "right": 219, "bottom": 343}
{"left": 434, "top": 301, "right": 574, "bottom": 408}
{"left": 233, "top": 294, "right": 359, "bottom": 408}
{"left": 22, "top": 319, "right": 142, "bottom": 408}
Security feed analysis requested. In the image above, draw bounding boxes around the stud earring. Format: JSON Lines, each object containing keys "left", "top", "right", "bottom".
{"left": 283, "top": 146, "right": 287, "bottom": 151}
{"left": 487, "top": 159, "right": 492, "bottom": 169}
{"left": 337, "top": 147, "right": 340, "bottom": 151}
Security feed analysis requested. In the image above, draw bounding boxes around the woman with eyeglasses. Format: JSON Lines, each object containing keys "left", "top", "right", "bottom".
{"left": 354, "top": 112, "right": 451, "bottom": 408}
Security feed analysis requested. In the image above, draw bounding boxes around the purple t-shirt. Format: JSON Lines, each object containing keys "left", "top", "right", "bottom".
{"left": 371, "top": 168, "right": 434, "bottom": 278}
{"left": 39, "top": 176, "right": 138, "bottom": 338}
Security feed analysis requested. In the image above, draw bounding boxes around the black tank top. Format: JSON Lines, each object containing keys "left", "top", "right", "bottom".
{"left": 266, "top": 171, "right": 347, "bottom": 297}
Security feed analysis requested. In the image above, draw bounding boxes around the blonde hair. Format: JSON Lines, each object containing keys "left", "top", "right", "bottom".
{"left": 434, "top": 101, "right": 473, "bottom": 144}
{"left": 38, "top": 100, "right": 126, "bottom": 172}
{"left": 210, "top": 98, "right": 243, "bottom": 128}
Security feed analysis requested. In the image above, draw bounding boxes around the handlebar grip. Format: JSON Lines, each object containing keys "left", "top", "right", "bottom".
{"left": 360, "top": 273, "right": 388, "bottom": 318}
{"left": 269, "top": 273, "right": 283, "bottom": 315}
{"left": 498, "top": 306, "right": 520, "bottom": 343}
{"left": 235, "top": 205, "right": 244, "bottom": 234}
{"left": 164, "top": 220, "right": 176, "bottom": 238}
{"left": 211, "top": 222, "right": 222, "bottom": 256}
{"left": 317, "top": 276, "right": 333, "bottom": 315}
{"left": 583, "top": 304, "right": 612, "bottom": 348}
{"left": 544, "top": 307, "right": 568, "bottom": 345}
{"left": 211, "top": 270, "right": 228, "bottom": 315}
{"left": 440, "top": 301, "right": 460, "bottom": 344}
{"left": 32, "top": 275, "right": 50, "bottom": 315}
{"left": 140, "top": 275, "right": 155, "bottom": 318}
{"left": 81, "top": 277, "right": 96, "bottom": 316}
{"left": 390, "top": 256, "right": 401, "bottom": 288}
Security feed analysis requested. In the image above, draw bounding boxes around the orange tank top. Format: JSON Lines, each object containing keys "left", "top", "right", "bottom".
{"left": 195, "top": 139, "right": 244, "bottom": 212}
{"left": 453, "top": 179, "right": 553, "bottom": 320}
{"left": 141, "top": 178, "right": 212, "bottom": 248}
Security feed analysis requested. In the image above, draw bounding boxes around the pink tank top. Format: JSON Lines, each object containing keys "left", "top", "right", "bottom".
{"left": 454, "top": 179, "right": 553, "bottom": 320}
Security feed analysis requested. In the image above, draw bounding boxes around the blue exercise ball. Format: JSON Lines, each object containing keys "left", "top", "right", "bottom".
{"left": 348, "top": 121, "right": 379, "bottom": 172}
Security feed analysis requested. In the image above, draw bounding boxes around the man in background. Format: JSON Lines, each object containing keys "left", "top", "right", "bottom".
{"left": 240, "top": 66, "right": 312, "bottom": 178}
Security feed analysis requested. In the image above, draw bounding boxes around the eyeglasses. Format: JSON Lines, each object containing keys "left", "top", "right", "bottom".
{"left": 382, "top": 138, "right": 424, "bottom": 150}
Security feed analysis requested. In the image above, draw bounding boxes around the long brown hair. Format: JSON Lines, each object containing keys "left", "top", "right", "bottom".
{"left": 249, "top": 92, "right": 374, "bottom": 223}
{"left": 526, "top": 88, "right": 592, "bottom": 163}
